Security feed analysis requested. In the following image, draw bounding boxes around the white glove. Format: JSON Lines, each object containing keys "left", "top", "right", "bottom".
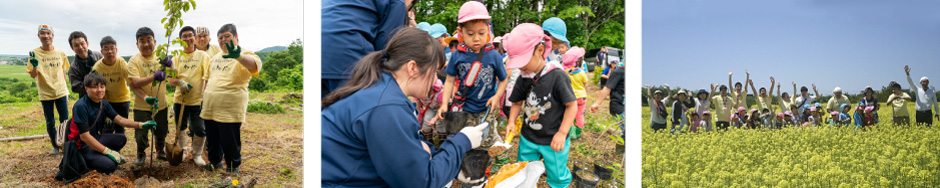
{"left": 460, "top": 122, "right": 488, "bottom": 149}
{"left": 457, "top": 170, "right": 486, "bottom": 184}
{"left": 178, "top": 80, "right": 193, "bottom": 94}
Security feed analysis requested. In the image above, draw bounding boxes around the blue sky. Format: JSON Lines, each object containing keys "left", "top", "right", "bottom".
{"left": 0, "top": 0, "right": 302, "bottom": 56}
{"left": 643, "top": 0, "right": 940, "bottom": 95}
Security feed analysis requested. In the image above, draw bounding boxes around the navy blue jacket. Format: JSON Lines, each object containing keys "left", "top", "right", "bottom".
{"left": 321, "top": 72, "right": 472, "bottom": 187}
{"left": 321, "top": 0, "right": 406, "bottom": 79}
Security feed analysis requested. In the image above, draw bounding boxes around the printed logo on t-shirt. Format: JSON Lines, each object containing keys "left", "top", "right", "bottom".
{"left": 211, "top": 58, "right": 233, "bottom": 72}
{"left": 456, "top": 62, "right": 495, "bottom": 99}
{"left": 41, "top": 56, "right": 62, "bottom": 68}
{"left": 524, "top": 92, "right": 552, "bottom": 131}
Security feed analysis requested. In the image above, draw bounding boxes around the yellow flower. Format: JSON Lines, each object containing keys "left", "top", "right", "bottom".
{"left": 232, "top": 179, "right": 239, "bottom": 186}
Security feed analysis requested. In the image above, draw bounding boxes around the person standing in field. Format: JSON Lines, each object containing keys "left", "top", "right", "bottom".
{"left": 504, "top": 23, "right": 578, "bottom": 187}
{"left": 67, "top": 31, "right": 103, "bottom": 98}
{"left": 859, "top": 86, "right": 879, "bottom": 124}
{"left": 91, "top": 36, "right": 132, "bottom": 136}
{"left": 793, "top": 82, "right": 821, "bottom": 112}
{"left": 28, "top": 24, "right": 71, "bottom": 155}
{"left": 194, "top": 26, "right": 222, "bottom": 57}
{"left": 127, "top": 27, "right": 171, "bottom": 165}
{"left": 168, "top": 26, "right": 211, "bottom": 166}
{"left": 826, "top": 87, "right": 851, "bottom": 113}
{"left": 777, "top": 83, "right": 793, "bottom": 114}
{"left": 710, "top": 83, "right": 735, "bottom": 131}
{"left": 646, "top": 84, "right": 670, "bottom": 132}
{"left": 693, "top": 89, "right": 712, "bottom": 118}
{"left": 904, "top": 65, "right": 939, "bottom": 127}
{"left": 749, "top": 77, "right": 775, "bottom": 111}
{"left": 669, "top": 90, "right": 694, "bottom": 133}
{"left": 729, "top": 70, "right": 750, "bottom": 109}
{"left": 200, "top": 24, "right": 263, "bottom": 175}
{"left": 562, "top": 46, "right": 587, "bottom": 139}
{"left": 886, "top": 83, "right": 912, "bottom": 126}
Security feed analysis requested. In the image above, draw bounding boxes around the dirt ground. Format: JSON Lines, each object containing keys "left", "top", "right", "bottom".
{"left": 0, "top": 92, "right": 303, "bottom": 187}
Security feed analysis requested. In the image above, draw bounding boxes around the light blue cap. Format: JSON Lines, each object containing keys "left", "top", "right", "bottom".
{"left": 429, "top": 23, "right": 449, "bottom": 38}
{"left": 417, "top": 22, "right": 432, "bottom": 34}
{"left": 541, "top": 17, "right": 569, "bottom": 44}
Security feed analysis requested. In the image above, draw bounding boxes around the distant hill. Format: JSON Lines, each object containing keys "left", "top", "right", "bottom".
{"left": 257, "top": 46, "right": 287, "bottom": 53}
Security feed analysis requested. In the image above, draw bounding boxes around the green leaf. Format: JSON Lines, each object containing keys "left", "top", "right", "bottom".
{"left": 190, "top": 0, "right": 196, "bottom": 9}
{"left": 161, "top": 17, "right": 167, "bottom": 24}
{"left": 183, "top": 2, "right": 190, "bottom": 12}
{"left": 179, "top": 19, "right": 184, "bottom": 27}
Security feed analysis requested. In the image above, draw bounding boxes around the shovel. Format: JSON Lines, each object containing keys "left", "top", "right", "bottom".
{"left": 166, "top": 86, "right": 192, "bottom": 166}
{"left": 486, "top": 109, "right": 514, "bottom": 157}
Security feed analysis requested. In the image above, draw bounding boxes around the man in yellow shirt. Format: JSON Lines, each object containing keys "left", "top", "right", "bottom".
{"left": 195, "top": 26, "right": 222, "bottom": 57}
{"left": 28, "top": 25, "right": 71, "bottom": 155}
{"left": 710, "top": 84, "right": 735, "bottom": 130}
{"left": 168, "top": 26, "right": 211, "bottom": 166}
{"left": 887, "top": 83, "right": 912, "bottom": 126}
{"left": 92, "top": 36, "right": 133, "bottom": 135}
{"left": 749, "top": 77, "right": 775, "bottom": 111}
{"left": 826, "top": 87, "right": 850, "bottom": 113}
{"left": 729, "top": 70, "right": 749, "bottom": 109}
{"left": 127, "top": 27, "right": 171, "bottom": 166}
{"left": 200, "top": 24, "right": 262, "bottom": 175}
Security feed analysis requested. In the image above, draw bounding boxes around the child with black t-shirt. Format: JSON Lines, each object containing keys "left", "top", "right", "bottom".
{"left": 503, "top": 23, "right": 578, "bottom": 188}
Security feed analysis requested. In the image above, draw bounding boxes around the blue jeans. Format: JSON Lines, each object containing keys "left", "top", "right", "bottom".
{"left": 41, "top": 96, "right": 68, "bottom": 148}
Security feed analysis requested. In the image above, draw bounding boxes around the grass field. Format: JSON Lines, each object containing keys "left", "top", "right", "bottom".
{"left": 641, "top": 103, "right": 940, "bottom": 187}
{"left": 0, "top": 64, "right": 32, "bottom": 81}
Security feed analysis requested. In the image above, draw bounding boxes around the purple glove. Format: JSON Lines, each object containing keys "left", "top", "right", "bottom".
{"left": 160, "top": 56, "right": 173, "bottom": 67}
{"left": 154, "top": 70, "right": 166, "bottom": 81}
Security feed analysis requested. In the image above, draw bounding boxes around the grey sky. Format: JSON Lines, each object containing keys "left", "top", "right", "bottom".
{"left": 0, "top": 0, "right": 302, "bottom": 56}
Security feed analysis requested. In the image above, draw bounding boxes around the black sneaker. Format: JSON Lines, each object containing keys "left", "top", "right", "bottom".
{"left": 202, "top": 162, "right": 223, "bottom": 171}
{"left": 157, "top": 151, "right": 167, "bottom": 160}
{"left": 49, "top": 147, "right": 60, "bottom": 155}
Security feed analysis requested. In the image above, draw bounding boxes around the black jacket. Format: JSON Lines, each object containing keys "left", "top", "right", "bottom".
{"left": 67, "top": 50, "right": 103, "bottom": 96}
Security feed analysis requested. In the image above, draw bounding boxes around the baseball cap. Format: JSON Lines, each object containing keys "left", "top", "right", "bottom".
{"left": 562, "top": 46, "right": 585, "bottom": 70}
{"left": 541, "top": 17, "right": 569, "bottom": 44}
{"left": 503, "top": 23, "right": 552, "bottom": 69}
{"left": 417, "top": 22, "right": 432, "bottom": 34}
{"left": 429, "top": 23, "right": 449, "bottom": 38}
{"left": 457, "top": 1, "right": 491, "bottom": 23}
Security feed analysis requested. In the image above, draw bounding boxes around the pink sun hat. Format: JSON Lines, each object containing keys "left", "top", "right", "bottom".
{"left": 457, "top": 1, "right": 491, "bottom": 23}
{"left": 864, "top": 106, "right": 874, "bottom": 113}
{"left": 562, "top": 46, "right": 585, "bottom": 70}
{"left": 503, "top": 23, "right": 552, "bottom": 69}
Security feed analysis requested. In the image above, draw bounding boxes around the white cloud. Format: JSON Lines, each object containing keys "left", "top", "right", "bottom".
{"left": 0, "top": 0, "right": 302, "bottom": 56}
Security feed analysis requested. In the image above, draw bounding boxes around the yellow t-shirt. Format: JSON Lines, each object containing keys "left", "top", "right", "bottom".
{"left": 201, "top": 44, "right": 222, "bottom": 57}
{"left": 566, "top": 69, "right": 588, "bottom": 99}
{"left": 779, "top": 98, "right": 793, "bottom": 112}
{"left": 92, "top": 58, "right": 132, "bottom": 103}
{"left": 26, "top": 47, "right": 70, "bottom": 101}
{"left": 711, "top": 95, "right": 734, "bottom": 122}
{"left": 731, "top": 91, "right": 747, "bottom": 108}
{"left": 201, "top": 51, "right": 262, "bottom": 123}
{"left": 888, "top": 93, "right": 911, "bottom": 117}
{"left": 172, "top": 50, "right": 211, "bottom": 106}
{"left": 756, "top": 95, "right": 773, "bottom": 110}
{"left": 127, "top": 53, "right": 168, "bottom": 111}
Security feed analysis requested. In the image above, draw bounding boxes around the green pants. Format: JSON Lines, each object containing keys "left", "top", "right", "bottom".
{"left": 518, "top": 135, "right": 572, "bottom": 188}
{"left": 569, "top": 126, "right": 582, "bottom": 139}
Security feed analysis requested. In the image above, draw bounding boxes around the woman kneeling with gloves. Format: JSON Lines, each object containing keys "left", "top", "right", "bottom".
{"left": 320, "top": 27, "right": 487, "bottom": 187}
{"left": 69, "top": 73, "right": 156, "bottom": 173}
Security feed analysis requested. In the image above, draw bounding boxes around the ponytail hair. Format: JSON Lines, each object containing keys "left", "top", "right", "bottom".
{"left": 323, "top": 27, "right": 446, "bottom": 108}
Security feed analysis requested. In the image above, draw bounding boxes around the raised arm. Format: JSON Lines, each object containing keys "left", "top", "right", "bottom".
{"left": 709, "top": 83, "right": 717, "bottom": 99}
{"left": 905, "top": 65, "right": 918, "bottom": 90}
{"left": 812, "top": 83, "right": 820, "bottom": 98}
{"left": 768, "top": 77, "right": 776, "bottom": 96}
{"left": 776, "top": 83, "right": 782, "bottom": 102}
{"left": 664, "top": 84, "right": 672, "bottom": 101}
{"left": 728, "top": 71, "right": 734, "bottom": 93}
{"left": 792, "top": 82, "right": 797, "bottom": 99}
{"left": 743, "top": 69, "right": 751, "bottom": 94}
{"left": 749, "top": 79, "right": 758, "bottom": 97}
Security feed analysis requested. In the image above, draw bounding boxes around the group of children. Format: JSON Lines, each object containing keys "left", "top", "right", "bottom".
{"left": 648, "top": 67, "right": 937, "bottom": 134}
{"left": 29, "top": 24, "right": 261, "bottom": 176}
{"left": 427, "top": 2, "right": 628, "bottom": 187}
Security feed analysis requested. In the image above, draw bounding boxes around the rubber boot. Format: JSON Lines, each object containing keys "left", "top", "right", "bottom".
{"left": 157, "top": 145, "right": 167, "bottom": 160}
{"left": 192, "top": 136, "right": 207, "bottom": 166}
{"left": 176, "top": 131, "right": 188, "bottom": 158}
{"left": 135, "top": 151, "right": 146, "bottom": 166}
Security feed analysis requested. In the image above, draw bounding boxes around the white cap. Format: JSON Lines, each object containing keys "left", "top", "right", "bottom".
{"left": 833, "top": 87, "right": 842, "bottom": 93}
{"left": 921, "top": 76, "right": 929, "bottom": 82}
